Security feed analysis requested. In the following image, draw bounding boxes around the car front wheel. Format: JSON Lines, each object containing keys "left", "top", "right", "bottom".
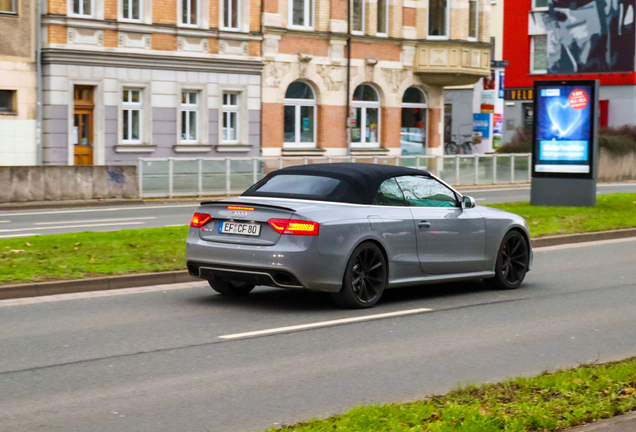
{"left": 208, "top": 280, "right": 255, "bottom": 296}
{"left": 331, "top": 243, "right": 387, "bottom": 309}
{"left": 485, "top": 230, "right": 529, "bottom": 290}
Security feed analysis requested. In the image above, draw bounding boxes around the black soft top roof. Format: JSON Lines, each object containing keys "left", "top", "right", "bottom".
{"left": 242, "top": 163, "right": 431, "bottom": 204}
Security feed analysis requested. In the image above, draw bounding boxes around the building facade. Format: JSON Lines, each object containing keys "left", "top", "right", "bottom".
{"left": 444, "top": 0, "right": 503, "bottom": 150}
{"left": 503, "top": 0, "right": 636, "bottom": 143}
{"left": 41, "top": 0, "right": 263, "bottom": 165}
{"left": 260, "top": 0, "right": 493, "bottom": 157}
{"left": 0, "top": 0, "right": 37, "bottom": 165}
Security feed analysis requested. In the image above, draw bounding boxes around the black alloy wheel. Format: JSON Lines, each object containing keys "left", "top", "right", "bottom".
{"left": 332, "top": 242, "right": 387, "bottom": 309}
{"left": 485, "top": 230, "right": 529, "bottom": 290}
{"left": 208, "top": 280, "right": 255, "bottom": 296}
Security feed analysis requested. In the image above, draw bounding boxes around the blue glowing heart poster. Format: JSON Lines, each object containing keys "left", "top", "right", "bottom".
{"left": 535, "top": 84, "right": 593, "bottom": 175}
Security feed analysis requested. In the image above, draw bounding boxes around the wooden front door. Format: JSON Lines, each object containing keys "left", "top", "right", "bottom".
{"left": 74, "top": 86, "right": 94, "bottom": 165}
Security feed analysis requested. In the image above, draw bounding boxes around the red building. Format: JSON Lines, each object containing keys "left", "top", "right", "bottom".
{"left": 502, "top": 0, "right": 636, "bottom": 142}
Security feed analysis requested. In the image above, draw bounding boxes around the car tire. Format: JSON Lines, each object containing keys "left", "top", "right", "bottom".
{"left": 208, "top": 280, "right": 255, "bottom": 296}
{"left": 484, "top": 230, "right": 529, "bottom": 290}
{"left": 331, "top": 242, "right": 387, "bottom": 309}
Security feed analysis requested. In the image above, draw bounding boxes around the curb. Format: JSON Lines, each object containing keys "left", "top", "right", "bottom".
{"left": 2, "top": 228, "right": 636, "bottom": 301}
{"left": 565, "top": 410, "right": 636, "bottom": 431}
{"left": 0, "top": 197, "right": 233, "bottom": 212}
{"left": 531, "top": 227, "right": 636, "bottom": 248}
{"left": 0, "top": 271, "right": 198, "bottom": 300}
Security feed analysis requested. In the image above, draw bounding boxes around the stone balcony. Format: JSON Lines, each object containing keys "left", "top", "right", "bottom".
{"left": 414, "top": 41, "right": 492, "bottom": 86}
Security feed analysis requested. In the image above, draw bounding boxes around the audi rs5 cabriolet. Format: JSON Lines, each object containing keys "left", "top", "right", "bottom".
{"left": 186, "top": 163, "right": 532, "bottom": 308}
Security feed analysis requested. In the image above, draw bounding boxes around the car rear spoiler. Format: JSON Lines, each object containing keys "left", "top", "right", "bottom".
{"left": 199, "top": 200, "right": 296, "bottom": 212}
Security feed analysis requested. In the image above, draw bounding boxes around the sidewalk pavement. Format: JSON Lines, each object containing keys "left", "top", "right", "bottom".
{"left": 568, "top": 411, "right": 636, "bottom": 431}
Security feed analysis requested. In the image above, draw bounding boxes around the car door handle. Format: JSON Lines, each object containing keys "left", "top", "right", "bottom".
{"left": 418, "top": 221, "right": 431, "bottom": 228}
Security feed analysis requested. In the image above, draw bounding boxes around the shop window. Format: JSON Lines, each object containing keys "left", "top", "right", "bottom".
{"left": 351, "top": 84, "right": 380, "bottom": 148}
{"left": 284, "top": 82, "right": 316, "bottom": 147}
{"left": 401, "top": 87, "right": 427, "bottom": 155}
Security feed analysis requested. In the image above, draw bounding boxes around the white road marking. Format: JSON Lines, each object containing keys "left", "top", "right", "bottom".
{"left": 0, "top": 220, "right": 10, "bottom": 223}
{"left": 0, "top": 281, "right": 208, "bottom": 307}
{"left": 0, "top": 233, "right": 37, "bottom": 239}
{"left": 0, "top": 222, "right": 146, "bottom": 233}
{"left": 34, "top": 217, "right": 156, "bottom": 225}
{"left": 535, "top": 236, "right": 636, "bottom": 252}
{"left": 218, "top": 308, "right": 433, "bottom": 340}
{"left": 0, "top": 204, "right": 199, "bottom": 217}
{"left": 163, "top": 224, "right": 187, "bottom": 227}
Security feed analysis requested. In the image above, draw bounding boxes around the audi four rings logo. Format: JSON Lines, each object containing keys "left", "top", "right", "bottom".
{"left": 231, "top": 211, "right": 248, "bottom": 219}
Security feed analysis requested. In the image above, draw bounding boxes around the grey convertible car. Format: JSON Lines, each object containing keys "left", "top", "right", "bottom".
{"left": 186, "top": 163, "right": 532, "bottom": 308}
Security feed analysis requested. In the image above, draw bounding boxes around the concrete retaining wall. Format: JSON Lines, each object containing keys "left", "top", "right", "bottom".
{"left": 599, "top": 149, "right": 636, "bottom": 182}
{"left": 0, "top": 166, "right": 138, "bottom": 203}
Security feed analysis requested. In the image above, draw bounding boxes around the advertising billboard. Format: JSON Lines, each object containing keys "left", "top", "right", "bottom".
{"left": 533, "top": 80, "right": 598, "bottom": 179}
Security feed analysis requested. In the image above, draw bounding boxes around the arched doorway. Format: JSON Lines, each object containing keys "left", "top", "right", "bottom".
{"left": 351, "top": 84, "right": 380, "bottom": 148}
{"left": 401, "top": 87, "right": 427, "bottom": 155}
{"left": 284, "top": 81, "right": 316, "bottom": 148}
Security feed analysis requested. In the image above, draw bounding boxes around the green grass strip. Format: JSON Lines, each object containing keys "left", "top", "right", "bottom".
{"left": 265, "top": 358, "right": 636, "bottom": 432}
{"left": 488, "top": 193, "right": 636, "bottom": 238}
{"left": 0, "top": 226, "right": 188, "bottom": 284}
{"left": 1, "top": 193, "right": 635, "bottom": 285}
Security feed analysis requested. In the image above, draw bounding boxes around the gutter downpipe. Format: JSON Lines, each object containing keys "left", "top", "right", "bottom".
{"left": 36, "top": 0, "right": 42, "bottom": 165}
{"left": 345, "top": 0, "right": 351, "bottom": 156}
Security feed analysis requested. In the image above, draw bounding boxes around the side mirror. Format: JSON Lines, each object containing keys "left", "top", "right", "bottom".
{"left": 462, "top": 196, "right": 476, "bottom": 209}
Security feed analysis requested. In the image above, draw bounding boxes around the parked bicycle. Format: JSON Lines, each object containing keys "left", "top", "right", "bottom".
{"left": 445, "top": 133, "right": 473, "bottom": 155}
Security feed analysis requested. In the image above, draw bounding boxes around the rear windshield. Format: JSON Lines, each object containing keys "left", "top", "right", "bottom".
{"left": 255, "top": 175, "right": 340, "bottom": 195}
{"left": 243, "top": 174, "right": 362, "bottom": 203}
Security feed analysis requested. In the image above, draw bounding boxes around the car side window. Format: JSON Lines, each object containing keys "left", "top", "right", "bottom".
{"left": 395, "top": 176, "right": 458, "bottom": 208}
{"left": 373, "top": 178, "right": 407, "bottom": 206}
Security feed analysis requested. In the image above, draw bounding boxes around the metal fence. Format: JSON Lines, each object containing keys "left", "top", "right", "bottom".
{"left": 138, "top": 154, "right": 532, "bottom": 198}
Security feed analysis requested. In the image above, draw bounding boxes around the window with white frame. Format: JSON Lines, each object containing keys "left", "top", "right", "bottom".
{"left": 531, "top": 35, "right": 548, "bottom": 73}
{"left": 123, "top": 0, "right": 140, "bottom": 20}
{"left": 352, "top": 0, "right": 364, "bottom": 33}
{"left": 377, "top": 0, "right": 388, "bottom": 35}
{"left": 221, "top": 92, "right": 239, "bottom": 143}
{"left": 289, "top": 0, "right": 313, "bottom": 28}
{"left": 401, "top": 87, "right": 427, "bottom": 154}
{"left": 181, "top": 92, "right": 199, "bottom": 143}
{"left": 428, "top": 0, "right": 448, "bottom": 37}
{"left": 73, "top": 0, "right": 92, "bottom": 16}
{"left": 351, "top": 84, "right": 380, "bottom": 148}
{"left": 0, "top": 0, "right": 17, "bottom": 13}
{"left": 122, "top": 89, "right": 142, "bottom": 143}
{"left": 533, "top": 0, "right": 549, "bottom": 10}
{"left": 223, "top": 0, "right": 239, "bottom": 29}
{"left": 284, "top": 82, "right": 316, "bottom": 148}
{"left": 468, "top": 0, "right": 478, "bottom": 40}
{"left": 182, "top": 0, "right": 198, "bottom": 25}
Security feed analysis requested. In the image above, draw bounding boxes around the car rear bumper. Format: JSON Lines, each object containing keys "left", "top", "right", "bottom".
{"left": 185, "top": 229, "right": 345, "bottom": 292}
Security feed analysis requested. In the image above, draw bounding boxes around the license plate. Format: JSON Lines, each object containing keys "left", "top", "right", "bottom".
{"left": 218, "top": 221, "right": 261, "bottom": 237}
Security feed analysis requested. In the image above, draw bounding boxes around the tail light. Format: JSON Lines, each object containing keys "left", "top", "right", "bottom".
{"left": 191, "top": 213, "right": 212, "bottom": 228}
{"left": 268, "top": 219, "right": 320, "bottom": 236}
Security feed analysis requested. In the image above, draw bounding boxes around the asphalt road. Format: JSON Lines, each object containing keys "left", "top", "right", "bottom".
{"left": 1, "top": 238, "right": 636, "bottom": 432}
{"left": 0, "top": 182, "right": 635, "bottom": 237}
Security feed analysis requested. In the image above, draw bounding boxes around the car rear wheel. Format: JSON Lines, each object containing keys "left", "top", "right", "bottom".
{"left": 331, "top": 243, "right": 387, "bottom": 309}
{"left": 485, "top": 230, "right": 529, "bottom": 290}
{"left": 208, "top": 280, "right": 255, "bottom": 296}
